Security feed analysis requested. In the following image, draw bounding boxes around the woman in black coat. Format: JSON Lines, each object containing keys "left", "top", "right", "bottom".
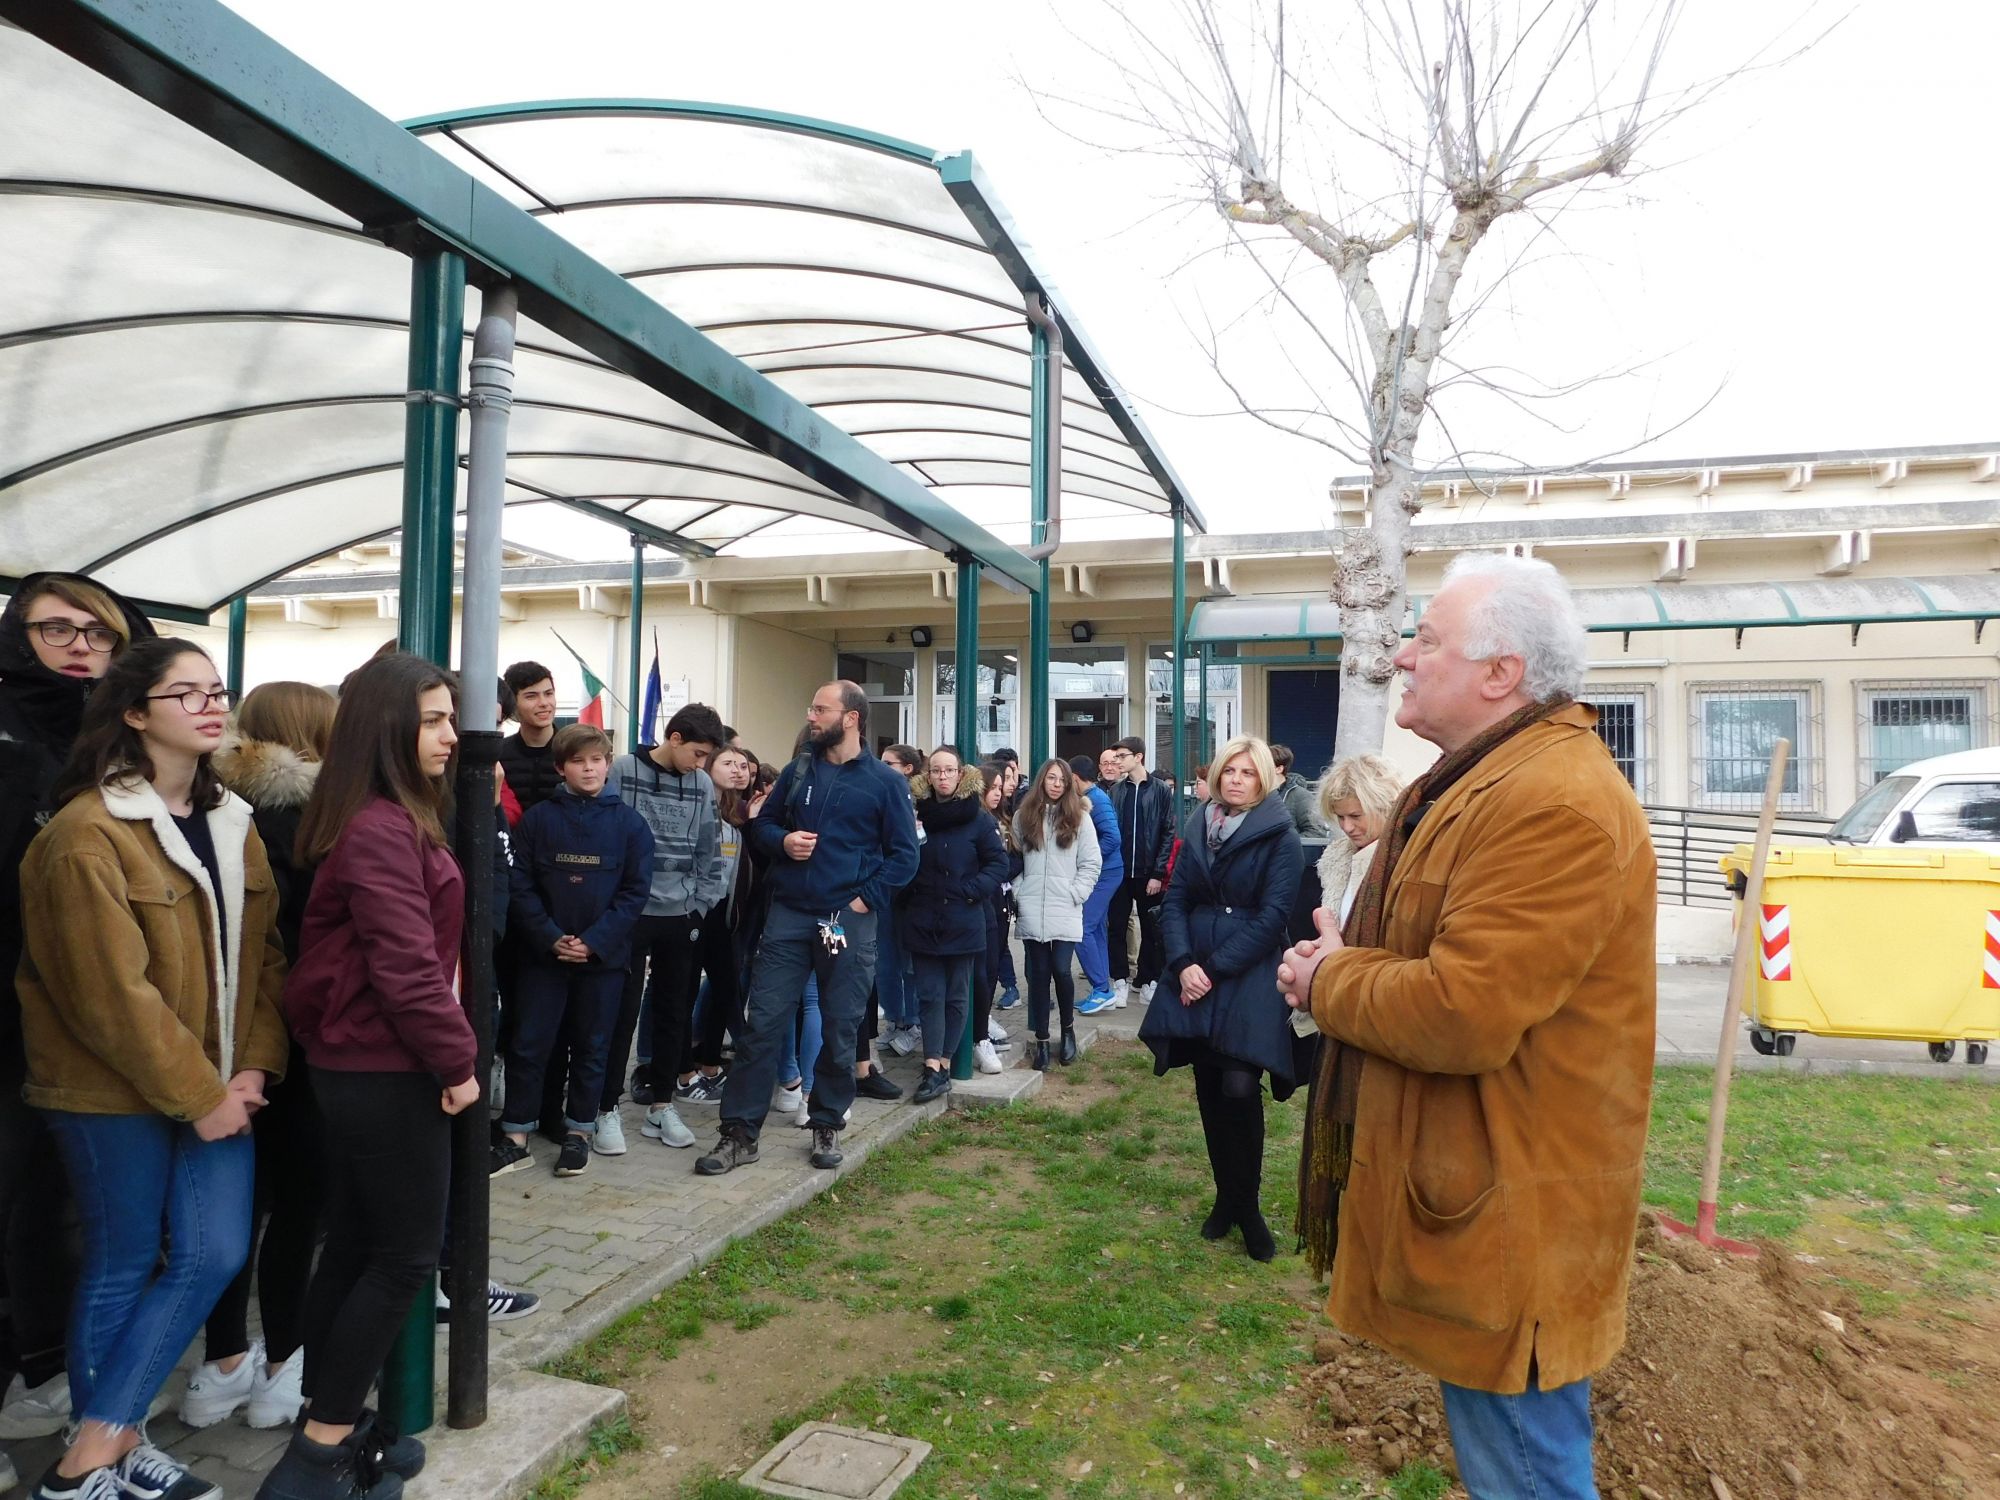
{"left": 900, "top": 749, "right": 1007, "bottom": 1104}
{"left": 1139, "top": 735, "right": 1304, "bottom": 1261}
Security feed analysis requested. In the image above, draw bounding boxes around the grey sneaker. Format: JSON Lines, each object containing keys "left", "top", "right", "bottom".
{"left": 810, "top": 1126, "right": 844, "bottom": 1170}
{"left": 695, "top": 1128, "right": 759, "bottom": 1176}
{"left": 642, "top": 1104, "right": 696, "bottom": 1149}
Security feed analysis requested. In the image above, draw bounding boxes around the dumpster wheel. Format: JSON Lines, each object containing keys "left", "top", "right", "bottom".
{"left": 1969, "top": 1042, "right": 1990, "bottom": 1066}
{"left": 1774, "top": 1032, "right": 1795, "bottom": 1057}
{"left": 1929, "top": 1041, "right": 1958, "bottom": 1064}
{"left": 1749, "top": 1027, "right": 1776, "bottom": 1056}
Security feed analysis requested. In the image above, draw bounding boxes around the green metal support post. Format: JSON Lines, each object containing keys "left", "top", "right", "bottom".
{"left": 1197, "top": 643, "right": 1210, "bottom": 787}
{"left": 1026, "top": 317, "right": 1054, "bottom": 768}
{"left": 225, "top": 596, "right": 247, "bottom": 700}
{"left": 628, "top": 536, "right": 646, "bottom": 750}
{"left": 384, "top": 244, "right": 466, "bottom": 1439}
{"left": 1170, "top": 504, "right": 1186, "bottom": 806}
{"left": 952, "top": 556, "right": 981, "bottom": 1082}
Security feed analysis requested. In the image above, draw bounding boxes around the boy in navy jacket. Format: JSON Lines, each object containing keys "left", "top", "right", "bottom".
{"left": 495, "top": 725, "right": 654, "bottom": 1179}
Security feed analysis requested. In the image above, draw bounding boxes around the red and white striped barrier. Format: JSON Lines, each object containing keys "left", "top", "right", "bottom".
{"left": 1984, "top": 910, "right": 2000, "bottom": 990}
{"left": 1759, "top": 904, "right": 1792, "bottom": 982}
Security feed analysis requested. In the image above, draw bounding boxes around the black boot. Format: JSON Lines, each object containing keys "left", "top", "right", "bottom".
{"left": 1058, "top": 1028, "right": 1078, "bottom": 1066}
{"left": 1031, "top": 1037, "right": 1051, "bottom": 1071}
{"left": 1193, "top": 1070, "right": 1232, "bottom": 1239}
{"left": 1220, "top": 1089, "right": 1274, "bottom": 1262}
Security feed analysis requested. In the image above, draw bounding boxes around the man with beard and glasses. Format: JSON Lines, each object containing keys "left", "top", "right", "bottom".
{"left": 695, "top": 682, "right": 919, "bottom": 1177}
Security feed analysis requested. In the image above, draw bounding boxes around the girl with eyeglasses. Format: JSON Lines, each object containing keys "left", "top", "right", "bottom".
{"left": 0, "top": 575, "right": 156, "bottom": 1476}
{"left": 15, "top": 640, "right": 289, "bottom": 1500}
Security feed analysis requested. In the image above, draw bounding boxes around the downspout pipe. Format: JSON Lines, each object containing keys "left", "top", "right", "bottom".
{"left": 446, "top": 280, "right": 517, "bottom": 1431}
{"left": 1021, "top": 292, "right": 1062, "bottom": 562}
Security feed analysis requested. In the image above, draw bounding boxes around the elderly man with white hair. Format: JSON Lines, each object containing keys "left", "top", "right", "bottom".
{"left": 1280, "top": 553, "right": 1656, "bottom": 1499}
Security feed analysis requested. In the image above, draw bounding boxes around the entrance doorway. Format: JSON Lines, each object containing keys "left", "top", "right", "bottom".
{"left": 1055, "top": 697, "right": 1121, "bottom": 765}
{"left": 1265, "top": 668, "right": 1341, "bottom": 782}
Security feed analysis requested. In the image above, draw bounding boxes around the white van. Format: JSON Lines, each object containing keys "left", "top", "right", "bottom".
{"left": 1826, "top": 747, "right": 2000, "bottom": 855}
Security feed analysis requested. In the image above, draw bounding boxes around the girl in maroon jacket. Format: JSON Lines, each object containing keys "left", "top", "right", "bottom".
{"left": 263, "top": 655, "right": 476, "bottom": 1500}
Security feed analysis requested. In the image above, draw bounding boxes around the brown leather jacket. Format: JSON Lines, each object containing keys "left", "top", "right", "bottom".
{"left": 1310, "top": 704, "right": 1656, "bottom": 1394}
{"left": 18, "top": 779, "right": 289, "bottom": 1121}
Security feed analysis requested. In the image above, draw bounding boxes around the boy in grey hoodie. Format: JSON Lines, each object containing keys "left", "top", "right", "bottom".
{"left": 601, "top": 703, "right": 727, "bottom": 1152}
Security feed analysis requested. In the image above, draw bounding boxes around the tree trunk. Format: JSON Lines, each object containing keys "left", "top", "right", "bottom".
{"left": 1331, "top": 452, "right": 1417, "bottom": 763}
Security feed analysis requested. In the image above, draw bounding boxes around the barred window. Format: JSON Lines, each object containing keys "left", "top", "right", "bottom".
{"left": 1581, "top": 689, "right": 1652, "bottom": 799}
{"left": 1690, "top": 684, "right": 1822, "bottom": 812}
{"left": 1857, "top": 682, "right": 1994, "bottom": 789}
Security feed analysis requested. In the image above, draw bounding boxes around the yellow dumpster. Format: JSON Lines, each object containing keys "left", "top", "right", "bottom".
{"left": 1720, "top": 844, "right": 2000, "bottom": 1065}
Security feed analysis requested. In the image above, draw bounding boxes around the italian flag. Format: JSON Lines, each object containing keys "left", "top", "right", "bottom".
{"left": 553, "top": 631, "right": 609, "bottom": 729}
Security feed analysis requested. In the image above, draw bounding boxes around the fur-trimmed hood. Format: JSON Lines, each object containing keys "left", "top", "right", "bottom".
{"left": 909, "top": 764, "right": 986, "bottom": 804}
{"left": 213, "top": 735, "right": 320, "bottom": 813}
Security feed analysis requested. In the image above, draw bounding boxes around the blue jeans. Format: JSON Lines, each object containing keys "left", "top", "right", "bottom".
{"left": 504, "top": 963, "right": 623, "bottom": 1136}
{"left": 1076, "top": 868, "right": 1121, "bottom": 991}
{"left": 876, "top": 896, "right": 916, "bottom": 1027}
{"left": 723, "top": 903, "right": 878, "bottom": 1141}
{"left": 1440, "top": 1376, "right": 1596, "bottom": 1499}
{"left": 46, "top": 1111, "right": 253, "bottom": 1427}
{"left": 774, "top": 974, "right": 824, "bottom": 1094}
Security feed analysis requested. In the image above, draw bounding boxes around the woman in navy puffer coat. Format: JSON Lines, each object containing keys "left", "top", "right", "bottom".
{"left": 899, "top": 750, "right": 1006, "bottom": 1103}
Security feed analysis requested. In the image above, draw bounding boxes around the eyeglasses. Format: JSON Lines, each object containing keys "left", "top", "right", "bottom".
{"left": 146, "top": 689, "right": 234, "bottom": 714}
{"left": 28, "top": 620, "right": 119, "bottom": 652}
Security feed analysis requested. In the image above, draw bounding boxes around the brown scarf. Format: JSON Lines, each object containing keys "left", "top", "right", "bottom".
{"left": 1295, "top": 696, "right": 1573, "bottom": 1277}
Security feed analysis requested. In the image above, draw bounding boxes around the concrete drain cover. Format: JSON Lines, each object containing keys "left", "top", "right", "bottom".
{"left": 740, "top": 1421, "right": 931, "bottom": 1500}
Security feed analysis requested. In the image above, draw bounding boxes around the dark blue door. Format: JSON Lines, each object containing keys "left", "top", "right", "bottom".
{"left": 1265, "top": 669, "right": 1341, "bottom": 782}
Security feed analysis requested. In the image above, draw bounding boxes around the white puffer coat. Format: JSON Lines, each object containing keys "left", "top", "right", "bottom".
{"left": 1010, "top": 807, "right": 1102, "bottom": 943}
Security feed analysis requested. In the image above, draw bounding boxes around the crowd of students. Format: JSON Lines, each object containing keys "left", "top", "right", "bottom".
{"left": 0, "top": 566, "right": 1354, "bottom": 1500}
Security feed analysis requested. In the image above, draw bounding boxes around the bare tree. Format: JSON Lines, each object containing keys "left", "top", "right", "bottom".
{"left": 1040, "top": 0, "right": 1805, "bottom": 768}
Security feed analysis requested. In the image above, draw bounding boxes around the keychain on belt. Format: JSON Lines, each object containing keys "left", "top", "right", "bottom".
{"left": 818, "top": 910, "right": 847, "bottom": 954}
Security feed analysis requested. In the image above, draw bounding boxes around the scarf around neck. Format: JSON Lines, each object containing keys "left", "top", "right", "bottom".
{"left": 1295, "top": 695, "right": 1572, "bottom": 1277}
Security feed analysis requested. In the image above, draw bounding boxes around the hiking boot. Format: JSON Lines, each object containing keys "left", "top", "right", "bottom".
{"left": 695, "top": 1128, "right": 759, "bottom": 1176}
{"left": 554, "top": 1135, "right": 590, "bottom": 1177}
{"left": 255, "top": 1424, "right": 403, "bottom": 1499}
{"left": 809, "top": 1126, "right": 844, "bottom": 1170}
{"left": 911, "top": 1066, "right": 951, "bottom": 1104}
{"left": 854, "top": 1069, "right": 902, "bottom": 1101}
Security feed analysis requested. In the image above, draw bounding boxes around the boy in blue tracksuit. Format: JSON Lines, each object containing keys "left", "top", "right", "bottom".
{"left": 496, "top": 725, "right": 655, "bottom": 1180}
{"left": 1067, "top": 755, "right": 1124, "bottom": 1007}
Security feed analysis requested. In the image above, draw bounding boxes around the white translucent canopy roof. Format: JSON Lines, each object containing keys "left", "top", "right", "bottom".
{"left": 0, "top": 17, "right": 1198, "bottom": 616}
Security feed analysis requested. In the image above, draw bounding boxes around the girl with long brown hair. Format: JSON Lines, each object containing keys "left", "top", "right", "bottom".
{"left": 1010, "top": 759, "right": 1101, "bottom": 1070}
{"left": 17, "top": 639, "right": 288, "bottom": 1500}
{"left": 265, "top": 653, "right": 476, "bottom": 1500}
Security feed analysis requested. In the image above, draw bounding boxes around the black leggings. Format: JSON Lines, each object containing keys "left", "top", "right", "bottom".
{"left": 1191, "top": 1056, "right": 1266, "bottom": 1214}
{"left": 300, "top": 1069, "right": 449, "bottom": 1426}
{"left": 204, "top": 1054, "right": 319, "bottom": 1363}
{"left": 1022, "top": 939, "right": 1076, "bottom": 1041}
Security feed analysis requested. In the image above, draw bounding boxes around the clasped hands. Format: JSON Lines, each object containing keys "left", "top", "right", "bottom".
{"left": 1276, "top": 907, "right": 1345, "bottom": 1015}
{"left": 194, "top": 1069, "right": 268, "bottom": 1141}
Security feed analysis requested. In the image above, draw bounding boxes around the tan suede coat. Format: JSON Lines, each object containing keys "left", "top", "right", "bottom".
{"left": 17, "top": 779, "right": 290, "bottom": 1122}
{"left": 1309, "top": 704, "right": 1656, "bottom": 1394}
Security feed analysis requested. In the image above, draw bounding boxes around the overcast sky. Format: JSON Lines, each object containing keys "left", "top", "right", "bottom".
{"left": 226, "top": 0, "right": 2000, "bottom": 556}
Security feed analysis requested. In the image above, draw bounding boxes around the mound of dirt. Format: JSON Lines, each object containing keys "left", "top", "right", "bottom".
{"left": 1301, "top": 1217, "right": 2000, "bottom": 1499}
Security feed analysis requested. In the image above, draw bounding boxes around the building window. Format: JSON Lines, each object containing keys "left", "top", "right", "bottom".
{"left": 1581, "top": 688, "right": 1652, "bottom": 800}
{"left": 1856, "top": 682, "right": 1994, "bottom": 790}
{"left": 1690, "top": 683, "right": 1821, "bottom": 812}
{"left": 934, "top": 649, "right": 1020, "bottom": 759}
{"left": 836, "top": 649, "right": 916, "bottom": 755}
{"left": 1146, "top": 646, "right": 1239, "bottom": 776}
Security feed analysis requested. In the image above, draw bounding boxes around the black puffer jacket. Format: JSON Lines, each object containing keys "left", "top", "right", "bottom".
{"left": 497, "top": 731, "right": 563, "bottom": 814}
{"left": 899, "top": 767, "right": 1007, "bottom": 957}
{"left": 0, "top": 575, "right": 158, "bottom": 1050}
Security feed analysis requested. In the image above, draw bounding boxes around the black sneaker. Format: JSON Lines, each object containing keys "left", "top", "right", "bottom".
{"left": 675, "top": 1072, "right": 727, "bottom": 1105}
{"left": 114, "top": 1443, "right": 220, "bottom": 1500}
{"left": 256, "top": 1425, "right": 403, "bottom": 1500}
{"left": 911, "top": 1066, "right": 951, "bottom": 1104}
{"left": 33, "top": 1464, "right": 127, "bottom": 1500}
{"left": 695, "top": 1127, "right": 759, "bottom": 1176}
{"left": 355, "top": 1409, "right": 426, "bottom": 1480}
{"left": 854, "top": 1069, "right": 903, "bottom": 1101}
{"left": 437, "top": 1279, "right": 541, "bottom": 1325}
{"left": 489, "top": 1137, "right": 532, "bottom": 1177}
{"left": 810, "top": 1125, "right": 844, "bottom": 1170}
{"left": 554, "top": 1135, "right": 590, "bottom": 1177}
{"left": 629, "top": 1066, "right": 655, "bottom": 1107}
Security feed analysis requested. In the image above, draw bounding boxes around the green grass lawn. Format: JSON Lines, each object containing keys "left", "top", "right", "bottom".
{"left": 537, "top": 1050, "right": 2000, "bottom": 1498}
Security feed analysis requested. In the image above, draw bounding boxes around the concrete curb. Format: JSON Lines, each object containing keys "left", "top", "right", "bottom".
{"left": 1656, "top": 1050, "right": 2000, "bottom": 1082}
{"left": 408, "top": 1369, "right": 626, "bottom": 1500}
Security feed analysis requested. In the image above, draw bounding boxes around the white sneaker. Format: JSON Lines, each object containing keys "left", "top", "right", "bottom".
{"left": 986, "top": 1015, "right": 1008, "bottom": 1044}
{"left": 885, "top": 1025, "right": 918, "bottom": 1057}
{"left": 773, "top": 1081, "right": 804, "bottom": 1114}
{"left": 245, "top": 1344, "right": 304, "bottom": 1429}
{"left": 973, "top": 1040, "right": 1003, "bottom": 1074}
{"left": 593, "top": 1108, "right": 628, "bottom": 1155}
{"left": 180, "top": 1338, "right": 262, "bottom": 1428}
{"left": 1112, "top": 979, "right": 1129, "bottom": 1003}
{"left": 0, "top": 1450, "right": 16, "bottom": 1493}
{"left": 794, "top": 1096, "right": 812, "bottom": 1128}
{"left": 643, "top": 1104, "right": 695, "bottom": 1149}
{"left": 0, "top": 1370, "right": 70, "bottom": 1438}
{"left": 1137, "top": 982, "right": 1156, "bottom": 1004}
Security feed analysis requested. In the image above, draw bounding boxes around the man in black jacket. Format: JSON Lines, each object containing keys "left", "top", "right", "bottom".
{"left": 497, "top": 660, "right": 563, "bottom": 814}
{"left": 1105, "top": 736, "right": 1174, "bottom": 1006}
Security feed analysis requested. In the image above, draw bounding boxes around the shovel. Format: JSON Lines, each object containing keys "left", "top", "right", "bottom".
{"left": 1657, "top": 738, "right": 1790, "bottom": 1257}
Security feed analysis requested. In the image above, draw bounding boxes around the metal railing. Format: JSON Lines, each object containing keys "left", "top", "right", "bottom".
{"left": 1645, "top": 803, "right": 1837, "bottom": 908}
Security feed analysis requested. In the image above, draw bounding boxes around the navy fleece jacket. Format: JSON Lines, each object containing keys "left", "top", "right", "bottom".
{"left": 750, "top": 748, "right": 920, "bottom": 918}
{"left": 508, "top": 783, "right": 655, "bottom": 970}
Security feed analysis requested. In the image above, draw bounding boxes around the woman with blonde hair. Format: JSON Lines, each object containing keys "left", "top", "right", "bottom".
{"left": 1139, "top": 735, "right": 1304, "bottom": 1261}
{"left": 179, "top": 682, "right": 337, "bottom": 1433}
{"left": 1315, "top": 753, "right": 1405, "bottom": 924}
